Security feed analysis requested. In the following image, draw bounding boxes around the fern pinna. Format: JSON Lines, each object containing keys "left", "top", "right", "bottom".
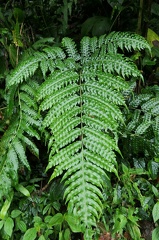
{"left": 1, "top": 32, "right": 150, "bottom": 239}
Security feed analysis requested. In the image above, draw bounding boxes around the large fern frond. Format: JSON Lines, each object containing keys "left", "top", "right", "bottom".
{"left": 37, "top": 32, "right": 150, "bottom": 238}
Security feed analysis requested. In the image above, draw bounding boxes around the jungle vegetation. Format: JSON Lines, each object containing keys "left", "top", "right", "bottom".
{"left": 0, "top": 0, "right": 159, "bottom": 239}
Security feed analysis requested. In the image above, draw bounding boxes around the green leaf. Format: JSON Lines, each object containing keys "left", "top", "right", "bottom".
{"left": 43, "top": 204, "right": 51, "bottom": 215}
{"left": 15, "top": 184, "right": 30, "bottom": 197}
{"left": 152, "top": 46, "right": 159, "bottom": 57}
{"left": 34, "top": 216, "right": 42, "bottom": 224}
{"left": 65, "top": 214, "right": 81, "bottom": 232}
{"left": 113, "top": 213, "right": 127, "bottom": 234}
{"left": 4, "top": 217, "right": 14, "bottom": 237}
{"left": 48, "top": 213, "right": 64, "bottom": 227}
{"left": 92, "top": 17, "right": 111, "bottom": 36}
{"left": 127, "top": 222, "right": 141, "bottom": 240}
{"left": 152, "top": 202, "right": 159, "bottom": 223}
{"left": 0, "top": 193, "right": 13, "bottom": 219}
{"left": 81, "top": 17, "right": 98, "bottom": 36}
{"left": 17, "top": 220, "right": 27, "bottom": 232}
{"left": 148, "top": 161, "right": 159, "bottom": 180}
{"left": 147, "top": 28, "right": 159, "bottom": 47}
{"left": 152, "top": 186, "right": 159, "bottom": 198}
{"left": 38, "top": 235, "right": 45, "bottom": 240}
{"left": 122, "top": 163, "right": 129, "bottom": 174}
{"left": 23, "top": 228, "right": 37, "bottom": 240}
{"left": 13, "top": 8, "right": 25, "bottom": 23}
{"left": 63, "top": 228, "right": 71, "bottom": 240}
{"left": 152, "top": 226, "right": 159, "bottom": 240}
{"left": 0, "top": 220, "right": 4, "bottom": 230}
{"left": 11, "top": 209, "right": 22, "bottom": 218}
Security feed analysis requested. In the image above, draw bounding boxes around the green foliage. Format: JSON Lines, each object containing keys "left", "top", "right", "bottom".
{"left": 121, "top": 85, "right": 159, "bottom": 161}
{"left": 0, "top": 79, "right": 40, "bottom": 199}
{"left": 0, "top": 178, "right": 66, "bottom": 239}
{"left": 116, "top": 83, "right": 159, "bottom": 239}
{"left": 0, "top": 31, "right": 151, "bottom": 239}
{"left": 81, "top": 16, "right": 111, "bottom": 37}
{"left": 1, "top": 1, "right": 159, "bottom": 239}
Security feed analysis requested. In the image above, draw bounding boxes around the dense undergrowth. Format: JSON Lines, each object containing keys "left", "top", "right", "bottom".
{"left": 0, "top": 1, "right": 159, "bottom": 240}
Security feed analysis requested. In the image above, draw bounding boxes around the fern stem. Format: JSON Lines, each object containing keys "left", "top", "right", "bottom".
{"left": 17, "top": 88, "right": 22, "bottom": 133}
{"left": 79, "top": 73, "right": 84, "bottom": 142}
{"left": 79, "top": 73, "right": 89, "bottom": 227}
{"left": 109, "top": 7, "right": 124, "bottom": 33}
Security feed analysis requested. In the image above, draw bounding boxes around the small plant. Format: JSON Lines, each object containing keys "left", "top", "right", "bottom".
{"left": 0, "top": 31, "right": 150, "bottom": 239}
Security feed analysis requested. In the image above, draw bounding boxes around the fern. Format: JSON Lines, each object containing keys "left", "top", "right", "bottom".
{"left": 122, "top": 85, "right": 159, "bottom": 159}
{"left": 0, "top": 80, "right": 40, "bottom": 199}
{"left": 1, "top": 31, "right": 150, "bottom": 239}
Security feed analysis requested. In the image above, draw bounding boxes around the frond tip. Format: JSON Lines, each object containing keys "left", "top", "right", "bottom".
{"left": 105, "top": 31, "right": 151, "bottom": 53}
{"left": 6, "top": 56, "right": 41, "bottom": 87}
